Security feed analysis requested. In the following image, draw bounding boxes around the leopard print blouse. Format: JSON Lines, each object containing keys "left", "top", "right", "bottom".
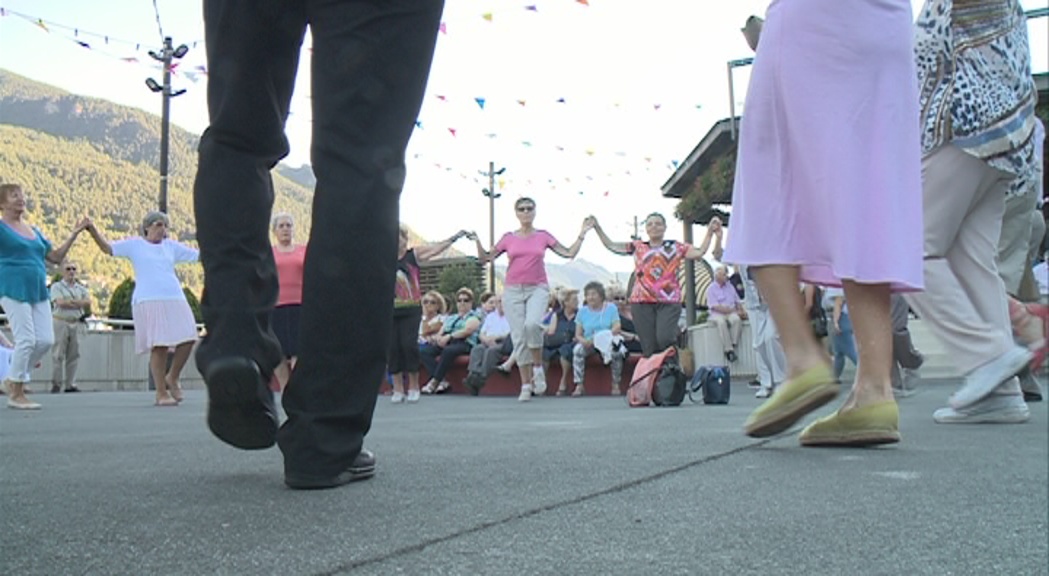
{"left": 915, "top": 0, "right": 1038, "bottom": 197}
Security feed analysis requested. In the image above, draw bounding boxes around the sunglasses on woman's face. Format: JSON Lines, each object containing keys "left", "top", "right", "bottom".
{"left": 422, "top": 299, "right": 435, "bottom": 305}
{"left": 457, "top": 298, "right": 472, "bottom": 304}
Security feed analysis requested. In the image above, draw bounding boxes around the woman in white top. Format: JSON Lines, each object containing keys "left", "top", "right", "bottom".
{"left": 84, "top": 212, "right": 200, "bottom": 406}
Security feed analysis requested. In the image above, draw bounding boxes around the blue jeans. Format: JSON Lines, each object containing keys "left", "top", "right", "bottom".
{"left": 831, "top": 311, "right": 858, "bottom": 379}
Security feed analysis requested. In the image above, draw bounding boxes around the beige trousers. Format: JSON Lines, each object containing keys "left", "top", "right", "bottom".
{"left": 905, "top": 145, "right": 1014, "bottom": 375}
{"left": 503, "top": 284, "right": 548, "bottom": 367}
{"left": 52, "top": 319, "right": 81, "bottom": 389}
{"left": 710, "top": 312, "right": 742, "bottom": 352}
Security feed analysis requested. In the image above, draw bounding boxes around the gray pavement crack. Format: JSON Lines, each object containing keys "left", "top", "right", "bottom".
{"left": 317, "top": 436, "right": 777, "bottom": 575}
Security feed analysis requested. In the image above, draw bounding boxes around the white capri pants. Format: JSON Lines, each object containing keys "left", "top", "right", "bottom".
{"left": 0, "top": 298, "right": 54, "bottom": 383}
{"left": 502, "top": 284, "right": 549, "bottom": 367}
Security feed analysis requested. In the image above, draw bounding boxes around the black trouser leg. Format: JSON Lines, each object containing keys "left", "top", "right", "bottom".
{"left": 193, "top": 0, "right": 308, "bottom": 378}
{"left": 432, "top": 341, "right": 471, "bottom": 382}
{"left": 277, "top": 0, "right": 443, "bottom": 478}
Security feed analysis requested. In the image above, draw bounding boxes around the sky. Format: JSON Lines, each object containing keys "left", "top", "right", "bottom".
{"left": 1, "top": 0, "right": 1046, "bottom": 275}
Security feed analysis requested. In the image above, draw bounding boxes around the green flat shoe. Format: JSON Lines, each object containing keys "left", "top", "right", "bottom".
{"left": 744, "top": 364, "right": 837, "bottom": 438}
{"left": 799, "top": 401, "right": 900, "bottom": 447}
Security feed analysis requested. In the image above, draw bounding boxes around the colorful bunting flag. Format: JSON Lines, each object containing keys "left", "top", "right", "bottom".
{"left": 482, "top": 13, "right": 493, "bottom": 22}
{"left": 439, "top": 21, "right": 447, "bottom": 34}
{"left": 474, "top": 97, "right": 485, "bottom": 110}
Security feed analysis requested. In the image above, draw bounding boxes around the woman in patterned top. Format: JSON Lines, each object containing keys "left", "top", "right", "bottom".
{"left": 591, "top": 213, "right": 723, "bottom": 357}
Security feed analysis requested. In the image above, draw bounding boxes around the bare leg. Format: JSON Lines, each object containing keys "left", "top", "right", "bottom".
{"left": 407, "top": 371, "right": 420, "bottom": 393}
{"left": 150, "top": 348, "right": 175, "bottom": 405}
{"left": 165, "top": 341, "right": 195, "bottom": 401}
{"left": 558, "top": 357, "right": 571, "bottom": 394}
{"left": 274, "top": 359, "right": 291, "bottom": 391}
{"left": 390, "top": 372, "right": 405, "bottom": 395}
{"left": 753, "top": 266, "right": 828, "bottom": 377}
{"left": 839, "top": 281, "right": 894, "bottom": 410}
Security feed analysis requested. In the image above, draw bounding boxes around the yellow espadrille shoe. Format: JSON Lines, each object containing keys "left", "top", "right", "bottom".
{"left": 744, "top": 364, "right": 837, "bottom": 438}
{"left": 799, "top": 401, "right": 900, "bottom": 447}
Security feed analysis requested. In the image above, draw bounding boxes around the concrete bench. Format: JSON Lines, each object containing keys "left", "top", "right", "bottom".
{"left": 687, "top": 321, "right": 757, "bottom": 379}
{"left": 416, "top": 352, "right": 642, "bottom": 396}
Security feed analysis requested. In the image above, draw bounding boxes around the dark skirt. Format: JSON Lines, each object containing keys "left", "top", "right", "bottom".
{"left": 272, "top": 304, "right": 302, "bottom": 358}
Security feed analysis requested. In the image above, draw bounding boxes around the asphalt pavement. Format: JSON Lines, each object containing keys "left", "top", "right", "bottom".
{"left": 1, "top": 376, "right": 1046, "bottom": 576}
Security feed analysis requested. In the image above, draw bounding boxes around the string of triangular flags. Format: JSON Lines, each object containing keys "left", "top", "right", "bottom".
{"left": 0, "top": 8, "right": 209, "bottom": 81}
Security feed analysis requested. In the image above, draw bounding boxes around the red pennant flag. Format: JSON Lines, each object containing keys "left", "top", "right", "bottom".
{"left": 603, "top": 191, "right": 609, "bottom": 197}
{"left": 448, "top": 128, "right": 457, "bottom": 137}
{"left": 577, "top": 0, "right": 589, "bottom": 5}
{"left": 436, "top": 95, "right": 447, "bottom": 101}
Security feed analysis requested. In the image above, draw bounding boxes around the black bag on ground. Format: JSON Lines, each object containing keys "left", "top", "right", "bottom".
{"left": 688, "top": 365, "right": 731, "bottom": 405}
{"left": 651, "top": 355, "right": 686, "bottom": 407}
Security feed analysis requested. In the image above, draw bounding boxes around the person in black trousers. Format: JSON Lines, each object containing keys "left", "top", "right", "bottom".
{"left": 192, "top": 0, "right": 444, "bottom": 490}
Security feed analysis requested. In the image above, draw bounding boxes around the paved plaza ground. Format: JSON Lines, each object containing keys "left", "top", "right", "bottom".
{"left": 1, "top": 376, "right": 1047, "bottom": 575}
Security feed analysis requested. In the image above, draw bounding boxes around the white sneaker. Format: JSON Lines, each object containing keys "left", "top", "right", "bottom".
{"left": 518, "top": 384, "right": 533, "bottom": 402}
{"left": 533, "top": 368, "right": 547, "bottom": 396}
{"left": 755, "top": 387, "right": 771, "bottom": 399}
{"left": 390, "top": 391, "right": 405, "bottom": 404}
{"left": 406, "top": 389, "right": 421, "bottom": 403}
{"left": 934, "top": 394, "right": 1030, "bottom": 424}
{"left": 951, "top": 347, "right": 1032, "bottom": 409}
{"left": 6, "top": 398, "right": 42, "bottom": 410}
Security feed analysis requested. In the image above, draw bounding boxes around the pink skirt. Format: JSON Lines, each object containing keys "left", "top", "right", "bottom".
{"left": 724, "top": 0, "right": 924, "bottom": 292}
{"left": 132, "top": 300, "right": 198, "bottom": 354}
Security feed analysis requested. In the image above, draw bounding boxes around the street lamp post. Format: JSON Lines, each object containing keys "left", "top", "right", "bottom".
{"left": 481, "top": 161, "right": 506, "bottom": 293}
{"left": 146, "top": 37, "right": 189, "bottom": 214}
{"left": 727, "top": 57, "right": 754, "bottom": 141}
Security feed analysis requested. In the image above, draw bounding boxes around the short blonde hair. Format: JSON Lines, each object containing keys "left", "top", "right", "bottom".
{"left": 423, "top": 290, "right": 447, "bottom": 314}
{"left": 272, "top": 213, "right": 294, "bottom": 230}
{"left": 455, "top": 287, "right": 475, "bottom": 303}
{"left": 0, "top": 183, "right": 22, "bottom": 206}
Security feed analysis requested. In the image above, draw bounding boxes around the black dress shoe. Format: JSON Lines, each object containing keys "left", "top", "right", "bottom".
{"left": 203, "top": 357, "right": 278, "bottom": 450}
{"left": 726, "top": 350, "right": 738, "bottom": 363}
{"left": 63, "top": 386, "right": 81, "bottom": 393}
{"left": 284, "top": 449, "right": 377, "bottom": 490}
{"left": 1023, "top": 390, "right": 1043, "bottom": 402}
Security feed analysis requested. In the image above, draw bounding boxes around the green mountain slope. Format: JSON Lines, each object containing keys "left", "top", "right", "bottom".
{"left": 0, "top": 70, "right": 317, "bottom": 310}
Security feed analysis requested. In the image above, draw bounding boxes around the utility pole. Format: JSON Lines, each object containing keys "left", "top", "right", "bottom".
{"left": 146, "top": 37, "right": 189, "bottom": 213}
{"left": 481, "top": 161, "right": 506, "bottom": 293}
{"left": 629, "top": 215, "right": 640, "bottom": 241}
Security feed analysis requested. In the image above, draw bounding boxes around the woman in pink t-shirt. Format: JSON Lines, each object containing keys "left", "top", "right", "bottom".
{"left": 271, "top": 214, "right": 307, "bottom": 389}
{"left": 470, "top": 197, "right": 592, "bottom": 402}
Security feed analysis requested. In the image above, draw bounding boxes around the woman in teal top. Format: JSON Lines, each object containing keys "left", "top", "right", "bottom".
{"left": 419, "top": 287, "right": 482, "bottom": 394}
{"left": 0, "top": 183, "right": 85, "bottom": 410}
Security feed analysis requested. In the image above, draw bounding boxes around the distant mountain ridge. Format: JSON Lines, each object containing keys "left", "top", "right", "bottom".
{"left": 0, "top": 69, "right": 625, "bottom": 308}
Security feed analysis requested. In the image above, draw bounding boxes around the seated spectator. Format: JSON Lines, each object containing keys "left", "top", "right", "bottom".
{"left": 543, "top": 288, "right": 579, "bottom": 396}
{"left": 571, "top": 282, "right": 626, "bottom": 396}
{"left": 609, "top": 286, "right": 642, "bottom": 355}
{"left": 417, "top": 290, "right": 447, "bottom": 385}
{"left": 464, "top": 294, "right": 512, "bottom": 395}
{"left": 477, "top": 291, "right": 497, "bottom": 322}
{"left": 421, "top": 288, "right": 481, "bottom": 394}
{"left": 705, "top": 265, "right": 744, "bottom": 363}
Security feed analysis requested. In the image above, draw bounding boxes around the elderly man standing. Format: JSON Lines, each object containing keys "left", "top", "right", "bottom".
{"left": 49, "top": 261, "right": 89, "bottom": 393}
{"left": 706, "top": 266, "right": 744, "bottom": 363}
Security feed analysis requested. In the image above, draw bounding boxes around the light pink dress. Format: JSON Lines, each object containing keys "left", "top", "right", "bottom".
{"left": 724, "top": 0, "right": 924, "bottom": 292}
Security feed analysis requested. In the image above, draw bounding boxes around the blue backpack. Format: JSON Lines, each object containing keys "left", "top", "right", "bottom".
{"left": 688, "top": 366, "right": 730, "bottom": 404}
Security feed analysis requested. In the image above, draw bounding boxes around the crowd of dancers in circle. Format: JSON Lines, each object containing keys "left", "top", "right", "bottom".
{"left": 1, "top": 0, "right": 1047, "bottom": 489}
